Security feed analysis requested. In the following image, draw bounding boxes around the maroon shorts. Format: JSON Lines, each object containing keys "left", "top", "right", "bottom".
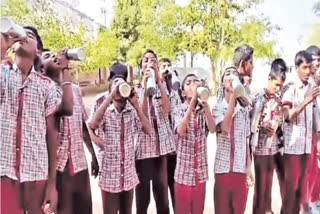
{"left": 1, "top": 176, "right": 46, "bottom": 214}
{"left": 214, "top": 173, "right": 248, "bottom": 214}
{"left": 174, "top": 182, "right": 206, "bottom": 214}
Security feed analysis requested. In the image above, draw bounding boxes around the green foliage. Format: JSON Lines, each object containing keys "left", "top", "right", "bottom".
{"left": 1, "top": 0, "right": 118, "bottom": 73}
{"left": 305, "top": 23, "right": 320, "bottom": 47}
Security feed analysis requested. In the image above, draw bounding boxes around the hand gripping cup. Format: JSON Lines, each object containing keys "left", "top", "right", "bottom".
{"left": 0, "top": 17, "right": 26, "bottom": 39}
{"left": 230, "top": 73, "right": 245, "bottom": 98}
{"left": 197, "top": 87, "right": 210, "bottom": 102}
{"left": 146, "top": 68, "right": 157, "bottom": 97}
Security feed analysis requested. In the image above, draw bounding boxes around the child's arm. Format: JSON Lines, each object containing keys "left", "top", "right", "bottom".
{"left": 202, "top": 101, "right": 216, "bottom": 133}
{"left": 130, "top": 91, "right": 152, "bottom": 134}
{"left": 176, "top": 85, "right": 198, "bottom": 138}
{"left": 283, "top": 86, "right": 320, "bottom": 122}
{"left": 219, "top": 93, "right": 236, "bottom": 133}
{"left": 82, "top": 122, "right": 99, "bottom": 177}
{"left": 90, "top": 89, "right": 117, "bottom": 130}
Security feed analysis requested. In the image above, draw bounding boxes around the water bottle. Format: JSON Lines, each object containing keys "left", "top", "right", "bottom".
{"left": 251, "top": 96, "right": 264, "bottom": 147}
{"left": 197, "top": 87, "right": 210, "bottom": 102}
{"left": 168, "top": 69, "right": 180, "bottom": 91}
{"left": 230, "top": 73, "right": 244, "bottom": 98}
{"left": 0, "top": 17, "right": 26, "bottom": 39}
{"left": 66, "top": 48, "right": 85, "bottom": 61}
{"left": 265, "top": 120, "right": 278, "bottom": 148}
{"left": 146, "top": 68, "right": 156, "bottom": 97}
{"left": 118, "top": 82, "right": 131, "bottom": 98}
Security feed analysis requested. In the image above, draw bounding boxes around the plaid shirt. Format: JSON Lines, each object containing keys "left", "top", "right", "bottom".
{"left": 135, "top": 83, "right": 175, "bottom": 159}
{"left": 169, "top": 90, "right": 182, "bottom": 130}
{"left": 89, "top": 92, "right": 109, "bottom": 169}
{"left": 174, "top": 102, "right": 209, "bottom": 186}
{"left": 282, "top": 76, "right": 313, "bottom": 155}
{"left": 99, "top": 102, "right": 140, "bottom": 193}
{"left": 57, "top": 84, "right": 89, "bottom": 174}
{"left": 252, "top": 90, "right": 283, "bottom": 156}
{"left": 212, "top": 99, "right": 250, "bottom": 174}
{"left": 0, "top": 64, "right": 59, "bottom": 182}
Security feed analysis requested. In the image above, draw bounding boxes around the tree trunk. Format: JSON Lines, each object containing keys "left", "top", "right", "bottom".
{"left": 211, "top": 59, "right": 218, "bottom": 95}
{"left": 191, "top": 52, "right": 194, "bottom": 68}
{"left": 127, "top": 65, "right": 133, "bottom": 84}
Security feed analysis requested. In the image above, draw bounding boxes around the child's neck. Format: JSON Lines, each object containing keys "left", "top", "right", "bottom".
{"left": 113, "top": 99, "right": 126, "bottom": 113}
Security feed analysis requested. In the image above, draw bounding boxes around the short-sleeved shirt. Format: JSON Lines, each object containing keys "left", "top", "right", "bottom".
{"left": 282, "top": 76, "right": 313, "bottom": 155}
{"left": 135, "top": 83, "right": 175, "bottom": 159}
{"left": 0, "top": 64, "right": 59, "bottom": 182}
{"left": 174, "top": 102, "right": 209, "bottom": 186}
{"left": 89, "top": 92, "right": 109, "bottom": 169}
{"left": 252, "top": 90, "right": 283, "bottom": 156}
{"left": 56, "top": 84, "right": 89, "bottom": 174}
{"left": 99, "top": 102, "right": 140, "bottom": 193}
{"left": 212, "top": 99, "right": 250, "bottom": 174}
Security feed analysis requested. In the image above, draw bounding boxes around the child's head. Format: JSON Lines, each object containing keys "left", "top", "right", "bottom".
{"left": 181, "top": 74, "right": 199, "bottom": 99}
{"left": 267, "top": 58, "right": 287, "bottom": 95}
{"left": 109, "top": 75, "right": 127, "bottom": 101}
{"left": 295, "top": 50, "right": 312, "bottom": 84}
{"left": 221, "top": 67, "right": 239, "bottom": 93}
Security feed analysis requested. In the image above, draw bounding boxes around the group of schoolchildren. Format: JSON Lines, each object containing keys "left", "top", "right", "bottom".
{"left": 1, "top": 24, "right": 320, "bottom": 214}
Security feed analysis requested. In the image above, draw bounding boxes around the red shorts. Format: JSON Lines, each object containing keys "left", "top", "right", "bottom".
{"left": 174, "top": 182, "right": 206, "bottom": 214}
{"left": 1, "top": 176, "right": 46, "bottom": 214}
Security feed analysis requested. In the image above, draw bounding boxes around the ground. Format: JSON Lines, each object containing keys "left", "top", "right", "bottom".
{"left": 82, "top": 93, "right": 282, "bottom": 214}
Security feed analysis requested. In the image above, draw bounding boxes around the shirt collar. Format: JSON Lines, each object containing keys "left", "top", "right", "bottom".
{"left": 108, "top": 101, "right": 133, "bottom": 114}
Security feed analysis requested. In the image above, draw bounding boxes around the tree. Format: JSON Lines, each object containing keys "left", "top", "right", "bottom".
{"left": 171, "top": 0, "right": 277, "bottom": 92}
{"left": 1, "top": 0, "right": 119, "bottom": 74}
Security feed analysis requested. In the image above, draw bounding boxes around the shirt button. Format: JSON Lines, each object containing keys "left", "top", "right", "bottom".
{"left": 67, "top": 135, "right": 71, "bottom": 139}
{"left": 121, "top": 174, "right": 124, "bottom": 177}
{"left": 16, "top": 147, "right": 20, "bottom": 152}
{"left": 68, "top": 152, "right": 71, "bottom": 155}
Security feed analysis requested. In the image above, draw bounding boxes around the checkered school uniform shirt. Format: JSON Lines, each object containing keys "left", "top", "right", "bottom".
{"left": 0, "top": 64, "right": 59, "bottom": 182}
{"left": 169, "top": 90, "right": 182, "bottom": 130}
{"left": 282, "top": 76, "right": 313, "bottom": 155}
{"left": 135, "top": 83, "right": 175, "bottom": 159}
{"left": 212, "top": 99, "right": 251, "bottom": 174}
{"left": 89, "top": 92, "right": 109, "bottom": 169}
{"left": 56, "top": 84, "right": 89, "bottom": 174}
{"left": 174, "top": 102, "right": 209, "bottom": 186}
{"left": 252, "top": 90, "right": 283, "bottom": 156}
{"left": 99, "top": 102, "right": 140, "bottom": 193}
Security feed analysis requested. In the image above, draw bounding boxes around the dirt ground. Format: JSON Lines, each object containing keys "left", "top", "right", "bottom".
{"left": 82, "top": 93, "right": 282, "bottom": 214}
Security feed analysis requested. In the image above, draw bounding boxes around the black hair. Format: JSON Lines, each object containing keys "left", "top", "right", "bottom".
{"left": 269, "top": 58, "right": 287, "bottom": 81}
{"left": 23, "top": 26, "right": 43, "bottom": 51}
{"left": 220, "top": 66, "right": 238, "bottom": 84}
{"left": 234, "top": 44, "right": 254, "bottom": 67}
{"left": 42, "top": 48, "right": 50, "bottom": 52}
{"left": 306, "top": 45, "right": 320, "bottom": 57}
{"left": 109, "top": 62, "right": 128, "bottom": 81}
{"left": 108, "top": 74, "right": 127, "bottom": 91}
{"left": 181, "top": 74, "right": 197, "bottom": 91}
{"left": 139, "top": 49, "right": 158, "bottom": 69}
{"left": 295, "top": 50, "right": 312, "bottom": 67}
{"left": 159, "top": 58, "right": 171, "bottom": 65}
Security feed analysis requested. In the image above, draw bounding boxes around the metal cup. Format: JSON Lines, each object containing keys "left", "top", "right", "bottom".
{"left": 0, "top": 17, "right": 26, "bottom": 38}
{"left": 146, "top": 68, "right": 156, "bottom": 97}
{"left": 169, "top": 69, "right": 180, "bottom": 91}
{"left": 66, "top": 48, "right": 85, "bottom": 61}
{"left": 230, "top": 74, "right": 244, "bottom": 98}
{"left": 197, "top": 87, "right": 210, "bottom": 102}
{"left": 118, "top": 82, "right": 131, "bottom": 98}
